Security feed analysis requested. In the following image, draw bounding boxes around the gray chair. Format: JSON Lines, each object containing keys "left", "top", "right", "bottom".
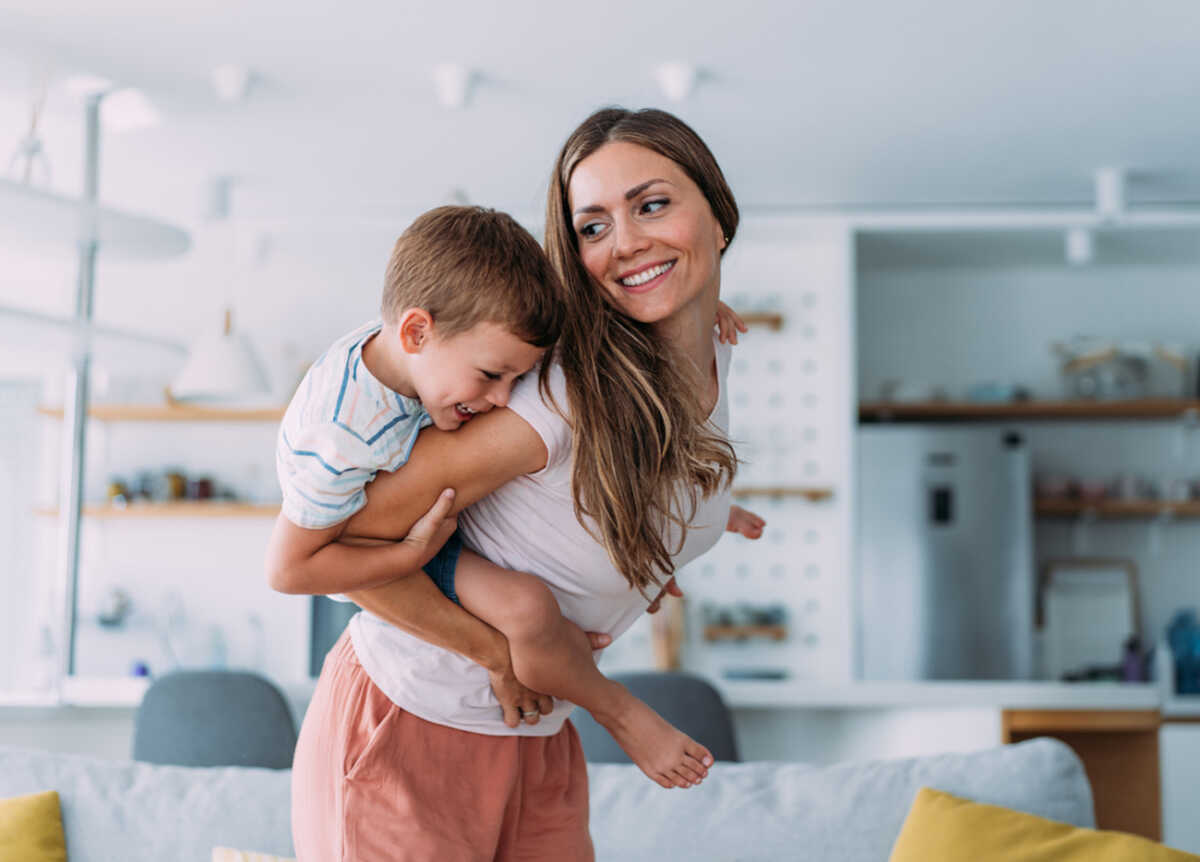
{"left": 572, "top": 671, "right": 740, "bottom": 763}
{"left": 132, "top": 670, "right": 297, "bottom": 769}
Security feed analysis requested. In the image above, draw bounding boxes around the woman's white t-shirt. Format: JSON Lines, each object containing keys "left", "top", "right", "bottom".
{"left": 347, "top": 336, "right": 733, "bottom": 736}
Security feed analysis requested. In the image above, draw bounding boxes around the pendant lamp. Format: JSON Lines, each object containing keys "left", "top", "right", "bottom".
{"left": 168, "top": 307, "right": 268, "bottom": 402}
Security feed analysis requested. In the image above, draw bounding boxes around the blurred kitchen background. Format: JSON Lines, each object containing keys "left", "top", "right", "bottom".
{"left": 2, "top": 0, "right": 1200, "bottom": 849}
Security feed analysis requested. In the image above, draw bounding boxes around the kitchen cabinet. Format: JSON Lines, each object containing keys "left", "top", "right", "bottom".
{"left": 1002, "top": 709, "right": 1162, "bottom": 840}
{"left": 1161, "top": 721, "right": 1200, "bottom": 853}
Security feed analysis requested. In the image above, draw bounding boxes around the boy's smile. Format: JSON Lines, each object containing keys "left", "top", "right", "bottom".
{"left": 409, "top": 321, "right": 545, "bottom": 431}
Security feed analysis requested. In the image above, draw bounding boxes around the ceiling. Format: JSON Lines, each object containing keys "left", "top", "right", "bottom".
{"left": 2, "top": 0, "right": 1199, "bottom": 224}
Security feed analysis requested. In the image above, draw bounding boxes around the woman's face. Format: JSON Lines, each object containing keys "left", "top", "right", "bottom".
{"left": 567, "top": 141, "right": 726, "bottom": 326}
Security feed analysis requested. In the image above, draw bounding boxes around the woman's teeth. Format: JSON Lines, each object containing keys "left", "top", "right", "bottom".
{"left": 620, "top": 261, "right": 673, "bottom": 287}
{"left": 456, "top": 403, "right": 477, "bottom": 415}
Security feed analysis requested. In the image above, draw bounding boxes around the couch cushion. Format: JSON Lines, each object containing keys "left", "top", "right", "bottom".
{"left": 588, "top": 738, "right": 1093, "bottom": 862}
{"left": 0, "top": 745, "right": 292, "bottom": 862}
{"left": 0, "top": 789, "right": 67, "bottom": 862}
{"left": 889, "top": 787, "right": 1198, "bottom": 861}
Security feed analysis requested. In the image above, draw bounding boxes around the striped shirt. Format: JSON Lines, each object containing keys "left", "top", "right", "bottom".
{"left": 276, "top": 319, "right": 431, "bottom": 530}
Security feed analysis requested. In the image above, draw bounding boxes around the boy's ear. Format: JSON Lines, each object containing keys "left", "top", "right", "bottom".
{"left": 397, "top": 308, "right": 434, "bottom": 354}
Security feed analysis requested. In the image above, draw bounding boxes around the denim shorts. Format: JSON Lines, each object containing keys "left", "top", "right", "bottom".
{"left": 421, "top": 530, "right": 463, "bottom": 605}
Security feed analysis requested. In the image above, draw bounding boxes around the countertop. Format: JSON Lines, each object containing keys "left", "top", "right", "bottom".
{"left": 715, "top": 679, "right": 1165, "bottom": 711}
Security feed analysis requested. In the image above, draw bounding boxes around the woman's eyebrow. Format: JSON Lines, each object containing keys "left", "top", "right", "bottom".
{"left": 624, "top": 178, "right": 667, "bottom": 200}
{"left": 573, "top": 179, "right": 671, "bottom": 216}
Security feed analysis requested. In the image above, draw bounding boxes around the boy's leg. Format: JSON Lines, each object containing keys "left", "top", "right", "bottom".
{"left": 454, "top": 550, "right": 713, "bottom": 789}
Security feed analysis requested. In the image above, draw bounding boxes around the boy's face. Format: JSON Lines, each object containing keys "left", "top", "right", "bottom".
{"left": 409, "top": 321, "right": 545, "bottom": 431}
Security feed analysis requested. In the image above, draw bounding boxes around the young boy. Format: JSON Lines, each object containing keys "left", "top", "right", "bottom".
{"left": 267, "top": 205, "right": 759, "bottom": 787}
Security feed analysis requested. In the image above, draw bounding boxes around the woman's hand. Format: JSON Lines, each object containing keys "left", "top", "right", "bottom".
{"left": 726, "top": 504, "right": 766, "bottom": 539}
{"left": 489, "top": 628, "right": 613, "bottom": 727}
{"left": 489, "top": 664, "right": 554, "bottom": 728}
{"left": 715, "top": 300, "right": 749, "bottom": 345}
{"left": 645, "top": 576, "right": 684, "bottom": 614}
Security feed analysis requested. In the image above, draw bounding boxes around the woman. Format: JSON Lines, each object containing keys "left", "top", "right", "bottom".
{"left": 291, "top": 107, "right": 758, "bottom": 861}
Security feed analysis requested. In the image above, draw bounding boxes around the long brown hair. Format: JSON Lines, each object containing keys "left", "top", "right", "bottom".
{"left": 544, "top": 107, "right": 739, "bottom": 595}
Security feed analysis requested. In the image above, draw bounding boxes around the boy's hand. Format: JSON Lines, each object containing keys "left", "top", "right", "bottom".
{"left": 399, "top": 488, "right": 459, "bottom": 569}
{"left": 727, "top": 504, "right": 766, "bottom": 539}
{"left": 715, "top": 300, "right": 748, "bottom": 345}
{"left": 645, "top": 576, "right": 684, "bottom": 614}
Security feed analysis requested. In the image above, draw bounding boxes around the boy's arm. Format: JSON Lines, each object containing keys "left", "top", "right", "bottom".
{"left": 264, "top": 488, "right": 458, "bottom": 595}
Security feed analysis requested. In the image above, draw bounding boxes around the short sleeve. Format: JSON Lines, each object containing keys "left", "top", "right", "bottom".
{"left": 276, "top": 421, "right": 376, "bottom": 529}
{"left": 506, "top": 364, "right": 572, "bottom": 474}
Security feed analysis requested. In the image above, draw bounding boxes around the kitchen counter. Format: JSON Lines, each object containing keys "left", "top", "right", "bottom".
{"left": 716, "top": 679, "right": 1166, "bottom": 711}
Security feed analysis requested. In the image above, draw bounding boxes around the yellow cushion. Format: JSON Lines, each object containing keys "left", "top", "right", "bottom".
{"left": 212, "top": 847, "right": 296, "bottom": 862}
{"left": 889, "top": 787, "right": 1200, "bottom": 861}
{"left": 0, "top": 789, "right": 67, "bottom": 862}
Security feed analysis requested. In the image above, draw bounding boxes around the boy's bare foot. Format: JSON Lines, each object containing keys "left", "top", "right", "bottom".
{"left": 594, "top": 688, "right": 714, "bottom": 789}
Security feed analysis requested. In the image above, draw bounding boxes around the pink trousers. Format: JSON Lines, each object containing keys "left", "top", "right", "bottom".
{"left": 291, "top": 632, "right": 593, "bottom": 861}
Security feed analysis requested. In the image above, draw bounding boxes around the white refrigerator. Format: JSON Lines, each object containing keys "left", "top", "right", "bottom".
{"left": 856, "top": 426, "right": 1035, "bottom": 680}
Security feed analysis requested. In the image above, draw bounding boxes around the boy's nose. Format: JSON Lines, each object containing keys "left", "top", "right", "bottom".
{"left": 487, "top": 385, "right": 511, "bottom": 408}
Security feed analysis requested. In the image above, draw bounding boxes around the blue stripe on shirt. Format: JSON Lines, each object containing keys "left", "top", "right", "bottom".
{"left": 281, "top": 429, "right": 358, "bottom": 477}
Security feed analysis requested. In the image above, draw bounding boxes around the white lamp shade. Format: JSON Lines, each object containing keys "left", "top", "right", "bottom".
{"left": 170, "top": 330, "right": 269, "bottom": 402}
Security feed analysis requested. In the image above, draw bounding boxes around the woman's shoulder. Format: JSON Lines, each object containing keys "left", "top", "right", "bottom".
{"left": 506, "top": 362, "right": 572, "bottom": 471}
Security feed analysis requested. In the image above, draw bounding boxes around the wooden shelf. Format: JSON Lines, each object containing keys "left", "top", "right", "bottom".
{"left": 36, "top": 502, "right": 280, "bottom": 519}
{"left": 38, "top": 404, "right": 286, "bottom": 422}
{"left": 732, "top": 486, "right": 834, "bottom": 502}
{"left": 1035, "top": 498, "right": 1200, "bottom": 519}
{"left": 734, "top": 311, "right": 784, "bottom": 331}
{"left": 859, "top": 399, "right": 1200, "bottom": 422}
{"left": 703, "top": 624, "right": 788, "bottom": 642}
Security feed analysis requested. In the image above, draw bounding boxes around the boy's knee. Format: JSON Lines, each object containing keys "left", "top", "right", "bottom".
{"left": 502, "top": 573, "right": 561, "bottom": 639}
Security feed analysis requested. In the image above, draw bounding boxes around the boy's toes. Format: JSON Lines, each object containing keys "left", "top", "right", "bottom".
{"left": 682, "top": 752, "right": 710, "bottom": 779}
{"left": 686, "top": 741, "right": 715, "bottom": 768}
{"left": 670, "top": 769, "right": 695, "bottom": 788}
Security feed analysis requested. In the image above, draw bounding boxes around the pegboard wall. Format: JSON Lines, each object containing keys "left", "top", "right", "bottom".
{"left": 601, "top": 225, "right": 856, "bottom": 684}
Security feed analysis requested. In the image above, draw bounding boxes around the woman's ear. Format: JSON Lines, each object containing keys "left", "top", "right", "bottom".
{"left": 397, "top": 308, "right": 434, "bottom": 354}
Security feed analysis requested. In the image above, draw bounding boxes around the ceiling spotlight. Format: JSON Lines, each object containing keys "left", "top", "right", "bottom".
{"left": 1065, "top": 227, "right": 1094, "bottom": 266}
{"left": 432, "top": 63, "right": 475, "bottom": 109}
{"left": 1094, "top": 167, "right": 1125, "bottom": 220}
{"left": 212, "top": 64, "right": 255, "bottom": 104}
{"left": 654, "top": 62, "right": 700, "bottom": 102}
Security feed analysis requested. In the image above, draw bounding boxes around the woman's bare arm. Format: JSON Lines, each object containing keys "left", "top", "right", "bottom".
{"left": 342, "top": 405, "right": 548, "bottom": 542}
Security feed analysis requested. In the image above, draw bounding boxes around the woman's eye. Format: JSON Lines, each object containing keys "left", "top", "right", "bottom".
{"left": 577, "top": 221, "right": 605, "bottom": 239}
{"left": 641, "top": 198, "right": 669, "bottom": 214}
{"left": 481, "top": 371, "right": 501, "bottom": 381}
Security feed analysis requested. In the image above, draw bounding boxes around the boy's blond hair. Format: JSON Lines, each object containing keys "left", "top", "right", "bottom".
{"left": 381, "top": 206, "right": 563, "bottom": 348}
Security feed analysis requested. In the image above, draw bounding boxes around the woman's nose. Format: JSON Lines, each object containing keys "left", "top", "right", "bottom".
{"left": 611, "top": 217, "right": 649, "bottom": 259}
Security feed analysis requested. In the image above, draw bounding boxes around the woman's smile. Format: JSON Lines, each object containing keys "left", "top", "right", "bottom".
{"left": 616, "top": 259, "right": 676, "bottom": 292}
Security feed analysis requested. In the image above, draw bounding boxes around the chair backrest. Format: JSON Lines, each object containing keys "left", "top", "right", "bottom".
{"left": 132, "top": 670, "right": 297, "bottom": 769}
{"left": 572, "top": 671, "right": 740, "bottom": 763}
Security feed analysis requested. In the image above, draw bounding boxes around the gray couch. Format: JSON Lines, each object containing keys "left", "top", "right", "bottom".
{"left": 0, "top": 738, "right": 1092, "bottom": 861}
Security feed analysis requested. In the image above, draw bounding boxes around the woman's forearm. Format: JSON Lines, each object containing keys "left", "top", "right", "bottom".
{"left": 344, "top": 573, "right": 511, "bottom": 672}
{"left": 342, "top": 407, "right": 546, "bottom": 542}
